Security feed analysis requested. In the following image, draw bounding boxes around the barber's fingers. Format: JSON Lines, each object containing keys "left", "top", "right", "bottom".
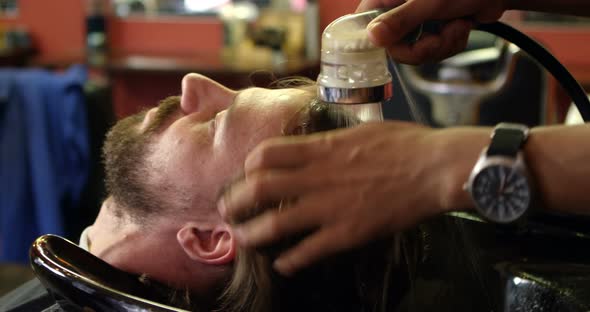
{"left": 386, "top": 19, "right": 472, "bottom": 65}
{"left": 367, "top": 0, "right": 440, "bottom": 48}
{"left": 436, "top": 20, "right": 473, "bottom": 60}
{"left": 231, "top": 196, "right": 323, "bottom": 248}
{"left": 244, "top": 123, "right": 410, "bottom": 173}
{"left": 229, "top": 187, "right": 368, "bottom": 276}
{"left": 244, "top": 132, "right": 338, "bottom": 173}
{"left": 356, "top": 0, "right": 405, "bottom": 13}
{"left": 273, "top": 223, "right": 365, "bottom": 276}
{"left": 219, "top": 169, "right": 321, "bottom": 222}
{"left": 387, "top": 34, "right": 442, "bottom": 65}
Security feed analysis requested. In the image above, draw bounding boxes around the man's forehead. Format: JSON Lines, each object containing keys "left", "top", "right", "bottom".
{"left": 240, "top": 86, "right": 314, "bottom": 101}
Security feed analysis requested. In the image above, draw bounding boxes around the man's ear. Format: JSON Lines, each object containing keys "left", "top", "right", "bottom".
{"left": 180, "top": 73, "right": 237, "bottom": 115}
{"left": 176, "top": 223, "right": 236, "bottom": 265}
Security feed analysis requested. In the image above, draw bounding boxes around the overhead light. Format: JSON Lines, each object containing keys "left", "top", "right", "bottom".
{"left": 184, "top": 0, "right": 230, "bottom": 12}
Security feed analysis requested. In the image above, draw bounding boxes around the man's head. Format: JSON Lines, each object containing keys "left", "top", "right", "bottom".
{"left": 98, "top": 73, "right": 350, "bottom": 307}
{"left": 104, "top": 74, "right": 316, "bottom": 214}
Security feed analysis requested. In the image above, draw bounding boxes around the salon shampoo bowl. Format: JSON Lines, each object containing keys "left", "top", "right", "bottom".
{"left": 30, "top": 218, "right": 590, "bottom": 312}
{"left": 30, "top": 234, "right": 190, "bottom": 312}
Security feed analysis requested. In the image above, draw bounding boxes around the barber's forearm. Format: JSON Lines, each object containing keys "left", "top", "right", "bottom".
{"left": 525, "top": 124, "right": 590, "bottom": 214}
{"left": 506, "top": 0, "right": 590, "bottom": 17}
{"left": 441, "top": 124, "right": 590, "bottom": 217}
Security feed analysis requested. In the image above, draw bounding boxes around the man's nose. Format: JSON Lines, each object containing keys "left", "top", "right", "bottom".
{"left": 180, "top": 73, "right": 236, "bottom": 115}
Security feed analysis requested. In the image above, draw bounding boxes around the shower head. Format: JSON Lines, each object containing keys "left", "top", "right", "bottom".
{"left": 317, "top": 9, "right": 394, "bottom": 122}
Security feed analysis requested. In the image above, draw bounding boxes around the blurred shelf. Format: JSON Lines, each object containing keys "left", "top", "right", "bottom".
{"left": 105, "top": 52, "right": 319, "bottom": 77}
{"left": 29, "top": 50, "right": 319, "bottom": 78}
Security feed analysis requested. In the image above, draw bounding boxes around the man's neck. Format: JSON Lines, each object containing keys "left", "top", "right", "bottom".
{"left": 87, "top": 198, "right": 139, "bottom": 260}
{"left": 86, "top": 197, "right": 227, "bottom": 295}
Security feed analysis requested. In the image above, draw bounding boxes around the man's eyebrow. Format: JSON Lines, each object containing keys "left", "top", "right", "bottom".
{"left": 284, "top": 97, "right": 315, "bottom": 136}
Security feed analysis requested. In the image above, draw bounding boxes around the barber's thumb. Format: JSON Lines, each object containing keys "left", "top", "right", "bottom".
{"left": 367, "top": 0, "right": 437, "bottom": 47}
{"left": 367, "top": 19, "right": 394, "bottom": 47}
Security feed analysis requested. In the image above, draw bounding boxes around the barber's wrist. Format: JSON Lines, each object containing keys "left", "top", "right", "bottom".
{"left": 435, "top": 127, "right": 491, "bottom": 214}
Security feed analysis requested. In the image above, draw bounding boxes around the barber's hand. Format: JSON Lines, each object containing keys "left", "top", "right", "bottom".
{"left": 219, "top": 122, "right": 487, "bottom": 276}
{"left": 357, "top": 0, "right": 508, "bottom": 64}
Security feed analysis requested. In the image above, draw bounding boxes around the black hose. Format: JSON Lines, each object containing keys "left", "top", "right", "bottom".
{"left": 475, "top": 21, "right": 590, "bottom": 122}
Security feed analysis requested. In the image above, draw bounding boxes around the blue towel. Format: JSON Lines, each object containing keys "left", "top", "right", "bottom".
{"left": 0, "top": 65, "right": 89, "bottom": 263}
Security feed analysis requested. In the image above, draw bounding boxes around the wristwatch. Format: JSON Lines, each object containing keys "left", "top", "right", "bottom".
{"left": 464, "top": 123, "right": 533, "bottom": 223}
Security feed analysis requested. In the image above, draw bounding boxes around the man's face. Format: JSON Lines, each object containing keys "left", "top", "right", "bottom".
{"left": 142, "top": 75, "right": 315, "bottom": 216}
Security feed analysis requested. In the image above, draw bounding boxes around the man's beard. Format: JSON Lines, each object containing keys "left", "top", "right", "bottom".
{"left": 102, "top": 112, "right": 155, "bottom": 222}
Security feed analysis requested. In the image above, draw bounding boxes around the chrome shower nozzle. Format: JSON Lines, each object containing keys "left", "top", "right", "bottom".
{"left": 317, "top": 9, "right": 393, "bottom": 122}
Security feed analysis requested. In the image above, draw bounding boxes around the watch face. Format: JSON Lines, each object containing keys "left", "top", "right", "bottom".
{"left": 472, "top": 164, "right": 531, "bottom": 223}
